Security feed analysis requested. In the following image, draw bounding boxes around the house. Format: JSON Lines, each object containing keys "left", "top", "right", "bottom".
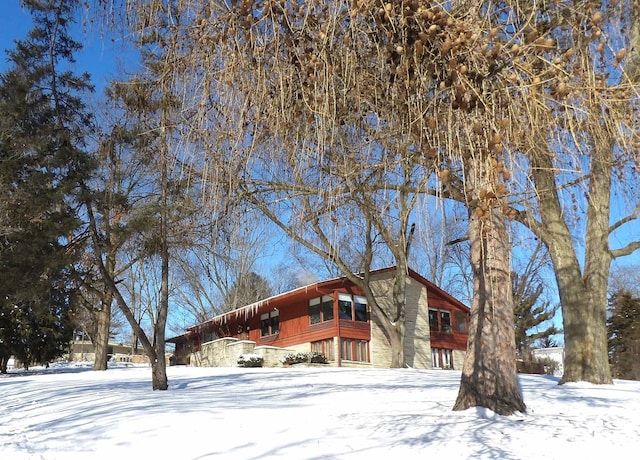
{"left": 67, "top": 340, "right": 149, "bottom": 364}
{"left": 532, "top": 347, "right": 565, "bottom": 376}
{"left": 168, "top": 267, "right": 470, "bottom": 369}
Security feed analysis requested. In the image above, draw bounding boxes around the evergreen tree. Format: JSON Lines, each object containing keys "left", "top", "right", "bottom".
{"left": 0, "top": 0, "right": 93, "bottom": 372}
{"left": 608, "top": 291, "right": 640, "bottom": 380}
{"left": 510, "top": 243, "right": 560, "bottom": 358}
{"left": 512, "top": 273, "right": 561, "bottom": 357}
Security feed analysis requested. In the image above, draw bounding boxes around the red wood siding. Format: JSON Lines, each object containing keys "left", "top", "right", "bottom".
{"left": 169, "top": 267, "right": 470, "bottom": 364}
{"left": 430, "top": 331, "right": 469, "bottom": 350}
{"left": 218, "top": 293, "right": 373, "bottom": 349}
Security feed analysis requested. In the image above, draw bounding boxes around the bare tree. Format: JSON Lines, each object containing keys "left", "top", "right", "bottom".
{"left": 85, "top": 4, "right": 198, "bottom": 388}
{"left": 81, "top": 112, "right": 158, "bottom": 370}
{"left": 609, "top": 264, "right": 640, "bottom": 299}
{"left": 492, "top": 0, "right": 640, "bottom": 384}
{"left": 178, "top": 0, "right": 527, "bottom": 412}
{"left": 171, "top": 205, "right": 276, "bottom": 326}
{"left": 412, "top": 199, "right": 472, "bottom": 304}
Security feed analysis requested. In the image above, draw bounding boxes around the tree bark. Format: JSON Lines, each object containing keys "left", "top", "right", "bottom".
{"left": 530, "top": 148, "right": 613, "bottom": 385}
{"left": 454, "top": 196, "right": 525, "bottom": 415}
{"left": 84, "top": 190, "right": 164, "bottom": 389}
{"left": 150, "top": 68, "right": 171, "bottom": 391}
{"left": 372, "top": 313, "right": 405, "bottom": 368}
{"left": 153, "top": 126, "right": 169, "bottom": 391}
{"left": 388, "top": 323, "right": 405, "bottom": 369}
{"left": 93, "top": 289, "right": 112, "bottom": 371}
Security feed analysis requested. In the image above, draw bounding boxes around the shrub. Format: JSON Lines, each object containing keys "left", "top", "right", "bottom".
{"left": 237, "top": 354, "right": 263, "bottom": 368}
{"left": 516, "top": 356, "right": 559, "bottom": 375}
{"left": 281, "top": 351, "right": 328, "bottom": 366}
{"left": 534, "top": 356, "right": 559, "bottom": 375}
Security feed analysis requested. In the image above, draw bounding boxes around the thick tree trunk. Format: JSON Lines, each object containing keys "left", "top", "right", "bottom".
{"left": 453, "top": 204, "right": 525, "bottom": 415}
{"left": 530, "top": 148, "right": 613, "bottom": 385}
{"left": 93, "top": 291, "right": 112, "bottom": 371}
{"left": 367, "top": 265, "right": 409, "bottom": 368}
{"left": 388, "top": 322, "right": 405, "bottom": 368}
{"left": 560, "top": 288, "right": 611, "bottom": 383}
{"left": 151, "top": 353, "right": 168, "bottom": 391}
{"left": 369, "top": 297, "right": 405, "bottom": 368}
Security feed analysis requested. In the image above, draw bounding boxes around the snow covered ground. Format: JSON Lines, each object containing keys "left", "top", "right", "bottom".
{"left": 1, "top": 364, "right": 639, "bottom": 459}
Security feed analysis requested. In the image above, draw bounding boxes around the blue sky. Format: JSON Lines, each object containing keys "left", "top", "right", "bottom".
{"left": 1, "top": 1, "right": 638, "bottom": 342}
{"left": 0, "top": 1, "right": 124, "bottom": 94}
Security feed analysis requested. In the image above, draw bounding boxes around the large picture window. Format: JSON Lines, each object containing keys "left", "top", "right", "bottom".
{"left": 309, "top": 298, "right": 321, "bottom": 325}
{"left": 321, "top": 296, "right": 334, "bottom": 321}
{"left": 354, "top": 296, "right": 368, "bottom": 322}
{"left": 441, "top": 310, "right": 451, "bottom": 333}
{"left": 311, "top": 338, "right": 334, "bottom": 361}
{"left": 429, "top": 308, "right": 439, "bottom": 331}
{"left": 309, "top": 296, "right": 334, "bottom": 324}
{"left": 340, "top": 338, "right": 370, "bottom": 362}
{"left": 455, "top": 311, "right": 468, "bottom": 333}
{"left": 429, "top": 308, "right": 452, "bottom": 333}
{"left": 431, "top": 348, "right": 453, "bottom": 369}
{"left": 339, "top": 293, "right": 353, "bottom": 320}
{"left": 337, "top": 293, "right": 368, "bottom": 322}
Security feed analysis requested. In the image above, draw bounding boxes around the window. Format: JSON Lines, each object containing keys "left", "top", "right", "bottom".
{"left": 455, "top": 311, "right": 468, "bottom": 333}
{"left": 340, "top": 338, "right": 370, "bottom": 362}
{"left": 310, "top": 296, "right": 334, "bottom": 324}
{"left": 431, "top": 348, "right": 453, "bottom": 369}
{"left": 260, "top": 311, "right": 279, "bottom": 337}
{"left": 354, "top": 296, "right": 368, "bottom": 322}
{"left": 311, "top": 338, "right": 334, "bottom": 361}
{"left": 321, "top": 296, "right": 334, "bottom": 321}
{"left": 309, "top": 298, "right": 321, "bottom": 325}
{"left": 429, "top": 308, "right": 439, "bottom": 331}
{"left": 355, "top": 340, "right": 368, "bottom": 361}
{"left": 429, "top": 308, "right": 452, "bottom": 333}
{"left": 338, "top": 293, "right": 368, "bottom": 322}
{"left": 339, "top": 293, "right": 353, "bottom": 320}
{"left": 441, "top": 310, "right": 452, "bottom": 333}
{"left": 271, "top": 311, "right": 279, "bottom": 334}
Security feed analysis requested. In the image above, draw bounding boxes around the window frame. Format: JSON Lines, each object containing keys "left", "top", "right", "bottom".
{"left": 309, "top": 298, "right": 321, "bottom": 325}
{"left": 260, "top": 310, "right": 280, "bottom": 337}
{"left": 455, "top": 310, "right": 468, "bottom": 333}
{"left": 311, "top": 338, "right": 334, "bottom": 361}
{"left": 338, "top": 293, "right": 354, "bottom": 320}
{"left": 354, "top": 295, "right": 368, "bottom": 322}
{"left": 309, "top": 295, "right": 335, "bottom": 324}
{"left": 340, "top": 338, "right": 370, "bottom": 362}
{"left": 431, "top": 348, "right": 453, "bottom": 369}
{"left": 321, "top": 295, "right": 334, "bottom": 321}
{"left": 428, "top": 308, "right": 453, "bottom": 333}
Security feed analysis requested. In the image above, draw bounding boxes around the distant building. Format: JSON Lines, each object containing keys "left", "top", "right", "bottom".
{"left": 532, "top": 347, "right": 565, "bottom": 376}
{"left": 67, "top": 340, "right": 148, "bottom": 364}
{"left": 168, "top": 267, "right": 470, "bottom": 369}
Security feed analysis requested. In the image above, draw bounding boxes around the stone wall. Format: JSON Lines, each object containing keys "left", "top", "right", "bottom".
{"left": 452, "top": 349, "right": 466, "bottom": 371}
{"left": 368, "top": 272, "right": 432, "bottom": 369}
{"left": 368, "top": 274, "right": 393, "bottom": 368}
{"left": 254, "top": 346, "right": 295, "bottom": 367}
{"left": 188, "top": 338, "right": 296, "bottom": 368}
{"left": 404, "top": 276, "right": 432, "bottom": 368}
{"left": 191, "top": 338, "right": 253, "bottom": 367}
